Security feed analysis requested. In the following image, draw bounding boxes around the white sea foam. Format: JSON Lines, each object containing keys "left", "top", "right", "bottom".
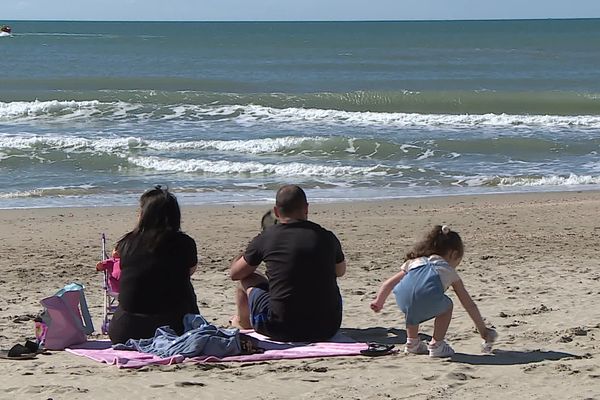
{"left": 416, "top": 149, "right": 436, "bottom": 160}
{"left": 0, "top": 134, "right": 325, "bottom": 155}
{"left": 0, "top": 184, "right": 98, "bottom": 199}
{"left": 460, "top": 173, "right": 600, "bottom": 187}
{"left": 202, "top": 105, "right": 600, "bottom": 128}
{"left": 2, "top": 100, "right": 600, "bottom": 128}
{"left": 497, "top": 174, "right": 600, "bottom": 186}
{"left": 399, "top": 144, "right": 421, "bottom": 153}
{"left": 0, "top": 190, "right": 44, "bottom": 199}
{"left": 128, "top": 156, "right": 389, "bottom": 177}
{"left": 0, "top": 135, "right": 135, "bottom": 152}
{"left": 144, "top": 137, "right": 321, "bottom": 154}
{"left": 0, "top": 100, "right": 101, "bottom": 121}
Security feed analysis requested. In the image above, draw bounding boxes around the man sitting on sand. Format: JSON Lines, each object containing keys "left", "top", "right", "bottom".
{"left": 230, "top": 184, "right": 346, "bottom": 342}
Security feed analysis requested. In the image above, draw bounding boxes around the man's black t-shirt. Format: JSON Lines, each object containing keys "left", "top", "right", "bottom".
{"left": 117, "top": 230, "right": 199, "bottom": 316}
{"left": 244, "top": 220, "right": 345, "bottom": 341}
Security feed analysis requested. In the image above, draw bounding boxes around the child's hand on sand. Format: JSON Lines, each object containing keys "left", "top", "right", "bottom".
{"left": 481, "top": 328, "right": 498, "bottom": 353}
{"left": 370, "top": 300, "right": 384, "bottom": 312}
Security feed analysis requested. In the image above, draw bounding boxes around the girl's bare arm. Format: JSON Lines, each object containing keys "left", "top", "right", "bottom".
{"left": 371, "top": 270, "right": 406, "bottom": 312}
{"left": 452, "top": 279, "right": 488, "bottom": 339}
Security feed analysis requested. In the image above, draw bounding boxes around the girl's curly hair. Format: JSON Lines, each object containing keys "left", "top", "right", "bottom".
{"left": 405, "top": 225, "right": 464, "bottom": 261}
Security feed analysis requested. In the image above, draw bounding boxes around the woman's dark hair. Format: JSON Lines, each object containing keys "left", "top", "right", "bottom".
{"left": 117, "top": 186, "right": 181, "bottom": 255}
{"left": 405, "top": 225, "right": 464, "bottom": 262}
{"left": 135, "top": 186, "right": 181, "bottom": 232}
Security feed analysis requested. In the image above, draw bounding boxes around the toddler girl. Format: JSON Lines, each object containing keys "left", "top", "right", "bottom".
{"left": 371, "top": 225, "right": 496, "bottom": 357}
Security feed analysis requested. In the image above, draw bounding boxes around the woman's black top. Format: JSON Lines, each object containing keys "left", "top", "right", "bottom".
{"left": 108, "top": 230, "right": 199, "bottom": 343}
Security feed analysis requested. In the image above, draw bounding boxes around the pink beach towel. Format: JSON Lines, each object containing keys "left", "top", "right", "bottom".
{"left": 66, "top": 331, "right": 369, "bottom": 369}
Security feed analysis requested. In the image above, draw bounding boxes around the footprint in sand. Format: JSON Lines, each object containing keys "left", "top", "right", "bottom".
{"left": 446, "top": 371, "right": 478, "bottom": 381}
{"left": 174, "top": 381, "right": 206, "bottom": 387}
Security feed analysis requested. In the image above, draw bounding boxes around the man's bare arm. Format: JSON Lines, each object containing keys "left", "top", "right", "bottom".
{"left": 335, "top": 260, "right": 346, "bottom": 277}
{"left": 230, "top": 255, "right": 258, "bottom": 281}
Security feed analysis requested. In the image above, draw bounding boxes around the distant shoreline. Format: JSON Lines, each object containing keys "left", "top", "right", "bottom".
{"left": 4, "top": 17, "right": 600, "bottom": 23}
{"left": 1, "top": 187, "right": 599, "bottom": 211}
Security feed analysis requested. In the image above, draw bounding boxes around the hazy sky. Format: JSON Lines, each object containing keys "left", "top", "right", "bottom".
{"left": 3, "top": 0, "right": 600, "bottom": 21}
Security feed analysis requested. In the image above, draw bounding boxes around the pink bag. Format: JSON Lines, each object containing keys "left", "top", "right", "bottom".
{"left": 39, "top": 283, "right": 94, "bottom": 350}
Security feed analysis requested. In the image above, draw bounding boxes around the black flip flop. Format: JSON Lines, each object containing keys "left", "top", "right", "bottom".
{"left": 0, "top": 344, "right": 38, "bottom": 360}
{"left": 360, "top": 342, "right": 396, "bottom": 357}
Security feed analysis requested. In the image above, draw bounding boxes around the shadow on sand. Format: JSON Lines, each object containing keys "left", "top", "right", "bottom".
{"left": 450, "top": 349, "right": 581, "bottom": 365}
{"left": 341, "top": 327, "right": 432, "bottom": 345}
{"left": 341, "top": 327, "right": 582, "bottom": 366}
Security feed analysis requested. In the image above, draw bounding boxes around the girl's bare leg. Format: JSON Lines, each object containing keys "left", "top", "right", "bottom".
{"left": 406, "top": 324, "right": 420, "bottom": 340}
{"left": 431, "top": 303, "right": 453, "bottom": 343}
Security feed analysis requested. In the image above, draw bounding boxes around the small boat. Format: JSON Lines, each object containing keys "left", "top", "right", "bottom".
{"left": 0, "top": 25, "right": 12, "bottom": 37}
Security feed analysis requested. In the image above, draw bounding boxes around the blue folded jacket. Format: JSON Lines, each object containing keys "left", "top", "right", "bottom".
{"left": 113, "top": 313, "right": 241, "bottom": 358}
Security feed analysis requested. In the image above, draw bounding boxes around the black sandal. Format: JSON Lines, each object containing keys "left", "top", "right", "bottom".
{"left": 360, "top": 342, "right": 396, "bottom": 357}
{"left": 0, "top": 344, "right": 37, "bottom": 360}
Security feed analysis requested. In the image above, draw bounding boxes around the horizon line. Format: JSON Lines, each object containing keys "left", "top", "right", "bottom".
{"left": 3, "top": 16, "right": 600, "bottom": 23}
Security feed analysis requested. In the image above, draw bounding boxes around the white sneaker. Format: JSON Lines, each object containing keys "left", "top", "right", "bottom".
{"left": 428, "top": 340, "right": 455, "bottom": 358}
{"left": 404, "top": 340, "right": 428, "bottom": 355}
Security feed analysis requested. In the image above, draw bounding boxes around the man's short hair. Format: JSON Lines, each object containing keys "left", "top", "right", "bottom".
{"left": 276, "top": 185, "right": 307, "bottom": 216}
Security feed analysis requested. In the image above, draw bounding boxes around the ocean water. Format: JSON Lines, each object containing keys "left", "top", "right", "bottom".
{"left": 1, "top": 19, "right": 600, "bottom": 208}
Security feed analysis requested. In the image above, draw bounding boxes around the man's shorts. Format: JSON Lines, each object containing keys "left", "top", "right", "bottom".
{"left": 247, "top": 283, "right": 342, "bottom": 341}
{"left": 247, "top": 282, "right": 272, "bottom": 334}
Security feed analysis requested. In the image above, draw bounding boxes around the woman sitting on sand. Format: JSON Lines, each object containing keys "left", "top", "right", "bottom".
{"left": 370, "top": 225, "right": 497, "bottom": 357}
{"left": 108, "top": 186, "right": 200, "bottom": 344}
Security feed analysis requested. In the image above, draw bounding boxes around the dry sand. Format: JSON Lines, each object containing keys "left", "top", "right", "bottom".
{"left": 1, "top": 191, "right": 599, "bottom": 399}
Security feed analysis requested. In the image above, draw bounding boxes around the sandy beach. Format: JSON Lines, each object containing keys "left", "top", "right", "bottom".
{"left": 1, "top": 190, "right": 599, "bottom": 399}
